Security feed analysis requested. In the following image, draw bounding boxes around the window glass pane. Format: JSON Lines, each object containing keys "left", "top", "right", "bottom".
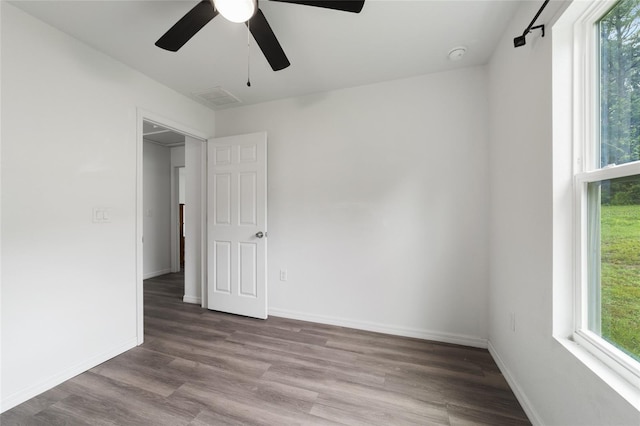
{"left": 599, "top": 0, "right": 640, "bottom": 168}
{"left": 587, "top": 175, "right": 640, "bottom": 361}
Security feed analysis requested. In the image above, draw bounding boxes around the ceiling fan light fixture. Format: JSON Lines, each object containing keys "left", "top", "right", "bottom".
{"left": 212, "top": 0, "right": 257, "bottom": 23}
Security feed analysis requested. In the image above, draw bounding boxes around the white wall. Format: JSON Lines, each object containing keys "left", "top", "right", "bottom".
{"left": 143, "top": 140, "right": 172, "bottom": 279}
{"left": 487, "top": 1, "right": 640, "bottom": 424}
{"left": 215, "top": 67, "right": 491, "bottom": 346}
{"left": 172, "top": 145, "right": 186, "bottom": 168}
{"left": 0, "top": 3, "right": 215, "bottom": 411}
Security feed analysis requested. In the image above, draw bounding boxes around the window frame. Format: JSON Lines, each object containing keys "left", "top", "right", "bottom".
{"left": 572, "top": 0, "right": 640, "bottom": 385}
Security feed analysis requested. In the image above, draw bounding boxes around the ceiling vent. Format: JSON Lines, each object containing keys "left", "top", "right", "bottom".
{"left": 194, "top": 86, "right": 241, "bottom": 108}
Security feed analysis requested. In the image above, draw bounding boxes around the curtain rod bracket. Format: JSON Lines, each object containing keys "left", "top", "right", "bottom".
{"left": 513, "top": 0, "right": 550, "bottom": 48}
{"left": 531, "top": 24, "right": 545, "bottom": 38}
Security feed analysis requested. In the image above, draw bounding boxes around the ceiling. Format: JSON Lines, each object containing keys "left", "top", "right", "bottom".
{"left": 143, "top": 120, "right": 186, "bottom": 146}
{"left": 10, "top": 0, "right": 521, "bottom": 111}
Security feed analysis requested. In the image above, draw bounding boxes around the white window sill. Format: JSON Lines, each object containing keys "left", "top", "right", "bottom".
{"left": 556, "top": 337, "right": 640, "bottom": 411}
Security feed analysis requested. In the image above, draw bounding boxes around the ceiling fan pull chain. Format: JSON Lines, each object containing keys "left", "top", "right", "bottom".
{"left": 247, "top": 20, "right": 251, "bottom": 87}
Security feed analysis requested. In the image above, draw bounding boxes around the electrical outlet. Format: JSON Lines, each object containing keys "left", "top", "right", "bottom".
{"left": 280, "top": 269, "right": 288, "bottom": 281}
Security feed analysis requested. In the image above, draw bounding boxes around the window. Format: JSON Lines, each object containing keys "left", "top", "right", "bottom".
{"left": 574, "top": 0, "right": 640, "bottom": 381}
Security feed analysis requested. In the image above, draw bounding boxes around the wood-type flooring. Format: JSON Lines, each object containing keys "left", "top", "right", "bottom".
{"left": 1, "top": 272, "right": 531, "bottom": 425}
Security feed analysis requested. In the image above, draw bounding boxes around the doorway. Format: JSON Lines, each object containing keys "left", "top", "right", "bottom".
{"left": 142, "top": 120, "right": 185, "bottom": 279}
{"left": 137, "top": 111, "right": 208, "bottom": 344}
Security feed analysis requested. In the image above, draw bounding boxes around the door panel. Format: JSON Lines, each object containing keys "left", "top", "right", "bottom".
{"left": 213, "top": 173, "right": 232, "bottom": 225}
{"left": 239, "top": 242, "right": 258, "bottom": 297}
{"left": 239, "top": 172, "right": 257, "bottom": 225}
{"left": 207, "top": 132, "right": 267, "bottom": 319}
{"left": 213, "top": 240, "right": 231, "bottom": 294}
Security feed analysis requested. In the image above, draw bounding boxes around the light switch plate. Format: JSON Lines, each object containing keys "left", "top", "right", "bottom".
{"left": 93, "top": 207, "right": 112, "bottom": 224}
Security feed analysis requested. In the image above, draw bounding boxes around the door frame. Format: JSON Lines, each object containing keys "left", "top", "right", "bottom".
{"left": 171, "top": 166, "right": 189, "bottom": 273}
{"left": 136, "top": 109, "right": 209, "bottom": 345}
{"left": 170, "top": 165, "right": 183, "bottom": 274}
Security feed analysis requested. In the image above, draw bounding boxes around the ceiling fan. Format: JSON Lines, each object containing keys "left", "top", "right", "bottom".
{"left": 155, "top": 0, "right": 365, "bottom": 71}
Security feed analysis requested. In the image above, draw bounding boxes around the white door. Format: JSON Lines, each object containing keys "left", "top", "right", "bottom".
{"left": 207, "top": 132, "right": 267, "bottom": 319}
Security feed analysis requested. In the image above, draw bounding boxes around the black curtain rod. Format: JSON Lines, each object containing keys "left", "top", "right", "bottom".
{"left": 514, "top": 0, "right": 550, "bottom": 48}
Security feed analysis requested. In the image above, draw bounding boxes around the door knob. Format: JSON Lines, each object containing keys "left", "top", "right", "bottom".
{"left": 255, "top": 231, "right": 264, "bottom": 238}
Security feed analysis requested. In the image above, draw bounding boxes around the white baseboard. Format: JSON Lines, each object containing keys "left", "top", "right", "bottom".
{"left": 268, "top": 308, "right": 488, "bottom": 349}
{"left": 0, "top": 338, "right": 137, "bottom": 413}
{"left": 183, "top": 295, "right": 201, "bottom": 304}
{"left": 143, "top": 268, "right": 172, "bottom": 280}
{"left": 487, "top": 341, "right": 543, "bottom": 425}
